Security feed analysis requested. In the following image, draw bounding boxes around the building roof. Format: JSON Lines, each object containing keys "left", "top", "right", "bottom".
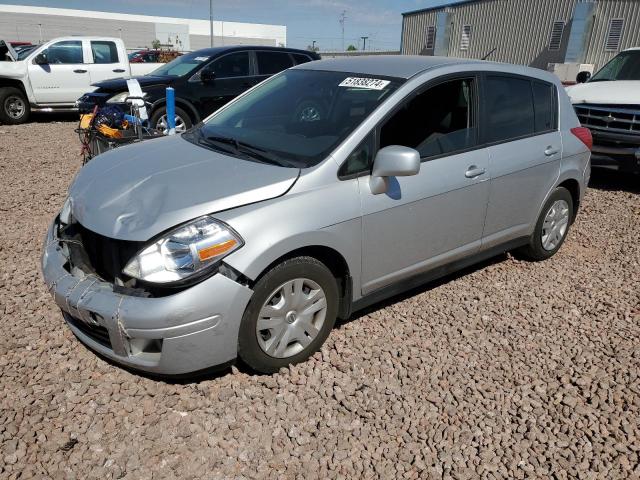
{"left": 297, "top": 55, "right": 487, "bottom": 79}
{"left": 402, "top": 0, "right": 482, "bottom": 16}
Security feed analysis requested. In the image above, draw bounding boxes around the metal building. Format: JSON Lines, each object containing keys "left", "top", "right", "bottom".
{"left": 0, "top": 4, "right": 287, "bottom": 51}
{"left": 401, "top": 0, "right": 640, "bottom": 71}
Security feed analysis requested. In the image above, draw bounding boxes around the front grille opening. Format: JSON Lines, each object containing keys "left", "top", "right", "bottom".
{"left": 64, "top": 312, "right": 112, "bottom": 349}
{"left": 76, "top": 224, "right": 144, "bottom": 284}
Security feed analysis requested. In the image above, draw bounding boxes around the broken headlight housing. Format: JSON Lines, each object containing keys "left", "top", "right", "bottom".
{"left": 123, "top": 216, "right": 243, "bottom": 284}
{"left": 106, "top": 91, "right": 131, "bottom": 104}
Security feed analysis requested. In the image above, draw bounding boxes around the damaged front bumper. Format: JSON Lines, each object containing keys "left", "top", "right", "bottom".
{"left": 41, "top": 218, "right": 253, "bottom": 375}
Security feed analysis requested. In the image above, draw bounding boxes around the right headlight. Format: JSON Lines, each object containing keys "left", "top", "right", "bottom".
{"left": 122, "top": 216, "right": 243, "bottom": 284}
{"left": 106, "top": 91, "right": 131, "bottom": 104}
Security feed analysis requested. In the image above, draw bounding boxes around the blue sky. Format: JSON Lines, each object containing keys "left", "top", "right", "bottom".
{"left": 0, "top": 0, "right": 452, "bottom": 50}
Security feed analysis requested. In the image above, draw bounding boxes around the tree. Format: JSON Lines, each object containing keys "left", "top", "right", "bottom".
{"left": 346, "top": 44, "right": 357, "bottom": 51}
{"left": 306, "top": 44, "right": 319, "bottom": 52}
{"left": 151, "top": 39, "right": 161, "bottom": 49}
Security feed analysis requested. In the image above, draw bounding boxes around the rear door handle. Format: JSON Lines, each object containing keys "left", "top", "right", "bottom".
{"left": 73, "top": 69, "right": 87, "bottom": 74}
{"left": 545, "top": 146, "right": 560, "bottom": 157}
{"left": 465, "top": 166, "right": 486, "bottom": 179}
{"left": 113, "top": 68, "right": 126, "bottom": 73}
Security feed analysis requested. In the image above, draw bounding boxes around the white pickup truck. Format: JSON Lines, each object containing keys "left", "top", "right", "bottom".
{"left": 0, "top": 36, "right": 161, "bottom": 124}
{"left": 566, "top": 48, "right": 640, "bottom": 174}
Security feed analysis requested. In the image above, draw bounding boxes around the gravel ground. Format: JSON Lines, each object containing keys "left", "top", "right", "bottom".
{"left": 1, "top": 121, "right": 639, "bottom": 480}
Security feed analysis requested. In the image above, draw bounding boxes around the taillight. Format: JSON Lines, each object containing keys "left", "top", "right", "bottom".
{"left": 571, "top": 127, "right": 593, "bottom": 151}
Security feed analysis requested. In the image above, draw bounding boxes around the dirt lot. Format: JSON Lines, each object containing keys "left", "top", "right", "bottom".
{"left": 0, "top": 121, "right": 639, "bottom": 480}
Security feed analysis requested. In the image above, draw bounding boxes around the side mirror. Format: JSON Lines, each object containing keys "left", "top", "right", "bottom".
{"left": 369, "top": 145, "right": 421, "bottom": 195}
{"left": 34, "top": 52, "right": 48, "bottom": 65}
{"left": 576, "top": 71, "right": 591, "bottom": 84}
{"left": 201, "top": 69, "right": 216, "bottom": 83}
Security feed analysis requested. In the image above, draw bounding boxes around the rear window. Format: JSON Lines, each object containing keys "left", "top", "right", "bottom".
{"left": 485, "top": 76, "right": 535, "bottom": 143}
{"left": 256, "top": 51, "right": 294, "bottom": 75}
{"left": 91, "top": 41, "right": 119, "bottom": 64}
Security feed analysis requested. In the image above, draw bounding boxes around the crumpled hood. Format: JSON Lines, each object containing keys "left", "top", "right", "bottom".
{"left": 69, "top": 135, "right": 299, "bottom": 241}
{"left": 566, "top": 81, "right": 640, "bottom": 105}
{"left": 93, "top": 75, "right": 174, "bottom": 92}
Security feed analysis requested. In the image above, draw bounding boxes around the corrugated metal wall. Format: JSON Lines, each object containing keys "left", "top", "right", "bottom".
{"left": 586, "top": 0, "right": 640, "bottom": 67}
{"left": 402, "top": 0, "right": 640, "bottom": 70}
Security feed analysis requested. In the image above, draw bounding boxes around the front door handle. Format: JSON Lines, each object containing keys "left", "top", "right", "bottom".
{"left": 465, "top": 166, "right": 486, "bottom": 179}
{"left": 545, "top": 146, "right": 560, "bottom": 157}
{"left": 73, "top": 69, "right": 87, "bottom": 74}
{"left": 113, "top": 68, "right": 126, "bottom": 73}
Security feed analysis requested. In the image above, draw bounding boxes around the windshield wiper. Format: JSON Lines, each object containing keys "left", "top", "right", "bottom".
{"left": 203, "top": 134, "right": 293, "bottom": 167}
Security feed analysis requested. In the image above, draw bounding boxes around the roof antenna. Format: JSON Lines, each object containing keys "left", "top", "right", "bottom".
{"left": 482, "top": 47, "right": 497, "bottom": 60}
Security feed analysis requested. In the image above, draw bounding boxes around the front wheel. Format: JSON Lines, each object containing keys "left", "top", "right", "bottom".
{"left": 516, "top": 187, "right": 573, "bottom": 261}
{"left": 238, "top": 257, "right": 338, "bottom": 373}
{"left": 150, "top": 106, "right": 192, "bottom": 135}
{"left": 0, "top": 87, "right": 30, "bottom": 125}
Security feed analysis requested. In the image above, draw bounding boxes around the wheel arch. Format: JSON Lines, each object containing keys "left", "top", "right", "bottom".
{"left": 252, "top": 245, "right": 353, "bottom": 320}
{"left": 557, "top": 178, "right": 581, "bottom": 223}
{"left": 150, "top": 97, "right": 200, "bottom": 124}
{"left": 0, "top": 79, "right": 28, "bottom": 97}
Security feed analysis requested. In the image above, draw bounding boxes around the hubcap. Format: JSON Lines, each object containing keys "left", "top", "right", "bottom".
{"left": 5, "top": 95, "right": 25, "bottom": 120}
{"left": 256, "top": 278, "right": 328, "bottom": 359}
{"left": 542, "top": 199, "right": 570, "bottom": 251}
{"left": 156, "top": 114, "right": 187, "bottom": 135}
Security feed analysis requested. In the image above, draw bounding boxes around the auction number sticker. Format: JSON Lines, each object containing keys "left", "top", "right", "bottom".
{"left": 339, "top": 77, "right": 390, "bottom": 90}
{"left": 194, "top": 56, "right": 210, "bottom": 62}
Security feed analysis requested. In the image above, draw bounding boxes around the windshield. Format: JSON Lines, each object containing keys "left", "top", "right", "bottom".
{"left": 150, "top": 51, "right": 211, "bottom": 77}
{"left": 590, "top": 50, "right": 640, "bottom": 82}
{"left": 187, "top": 69, "right": 404, "bottom": 168}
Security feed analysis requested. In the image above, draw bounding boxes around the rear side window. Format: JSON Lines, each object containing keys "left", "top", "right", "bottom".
{"left": 91, "top": 41, "right": 119, "bottom": 64}
{"left": 257, "top": 51, "right": 294, "bottom": 75}
{"left": 532, "top": 81, "right": 556, "bottom": 133}
{"left": 212, "top": 52, "right": 250, "bottom": 78}
{"left": 292, "top": 53, "right": 312, "bottom": 65}
{"left": 485, "top": 76, "right": 535, "bottom": 143}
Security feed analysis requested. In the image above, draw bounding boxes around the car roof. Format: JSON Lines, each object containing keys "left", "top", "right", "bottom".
{"left": 188, "top": 45, "right": 317, "bottom": 57}
{"left": 296, "top": 55, "right": 487, "bottom": 79}
{"left": 298, "top": 55, "right": 550, "bottom": 79}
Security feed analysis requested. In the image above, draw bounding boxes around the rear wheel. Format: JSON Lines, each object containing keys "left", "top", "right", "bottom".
{"left": 238, "top": 257, "right": 338, "bottom": 373}
{"left": 0, "top": 87, "right": 30, "bottom": 124}
{"left": 516, "top": 187, "right": 573, "bottom": 261}
{"left": 150, "top": 106, "right": 192, "bottom": 134}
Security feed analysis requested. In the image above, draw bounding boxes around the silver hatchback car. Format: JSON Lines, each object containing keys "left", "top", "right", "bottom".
{"left": 42, "top": 56, "right": 592, "bottom": 374}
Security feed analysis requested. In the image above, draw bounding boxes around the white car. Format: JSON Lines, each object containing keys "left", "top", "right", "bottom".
{"left": 566, "top": 48, "right": 640, "bottom": 174}
{"left": 0, "top": 37, "right": 162, "bottom": 124}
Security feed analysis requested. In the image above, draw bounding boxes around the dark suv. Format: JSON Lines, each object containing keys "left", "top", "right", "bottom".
{"left": 77, "top": 46, "right": 320, "bottom": 133}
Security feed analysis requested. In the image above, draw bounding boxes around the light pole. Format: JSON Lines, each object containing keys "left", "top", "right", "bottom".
{"left": 312, "top": 40, "right": 316, "bottom": 51}
{"left": 339, "top": 10, "right": 346, "bottom": 51}
{"left": 361, "top": 36, "right": 368, "bottom": 51}
{"left": 209, "top": 0, "right": 214, "bottom": 47}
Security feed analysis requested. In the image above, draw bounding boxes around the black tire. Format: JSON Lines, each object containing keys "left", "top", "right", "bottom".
{"left": 0, "top": 87, "right": 30, "bottom": 125}
{"left": 149, "top": 105, "right": 192, "bottom": 134}
{"left": 238, "top": 256, "right": 339, "bottom": 373}
{"left": 516, "top": 187, "right": 574, "bottom": 261}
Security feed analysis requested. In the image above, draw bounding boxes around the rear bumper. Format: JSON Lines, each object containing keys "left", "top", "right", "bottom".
{"left": 41, "top": 219, "right": 253, "bottom": 375}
